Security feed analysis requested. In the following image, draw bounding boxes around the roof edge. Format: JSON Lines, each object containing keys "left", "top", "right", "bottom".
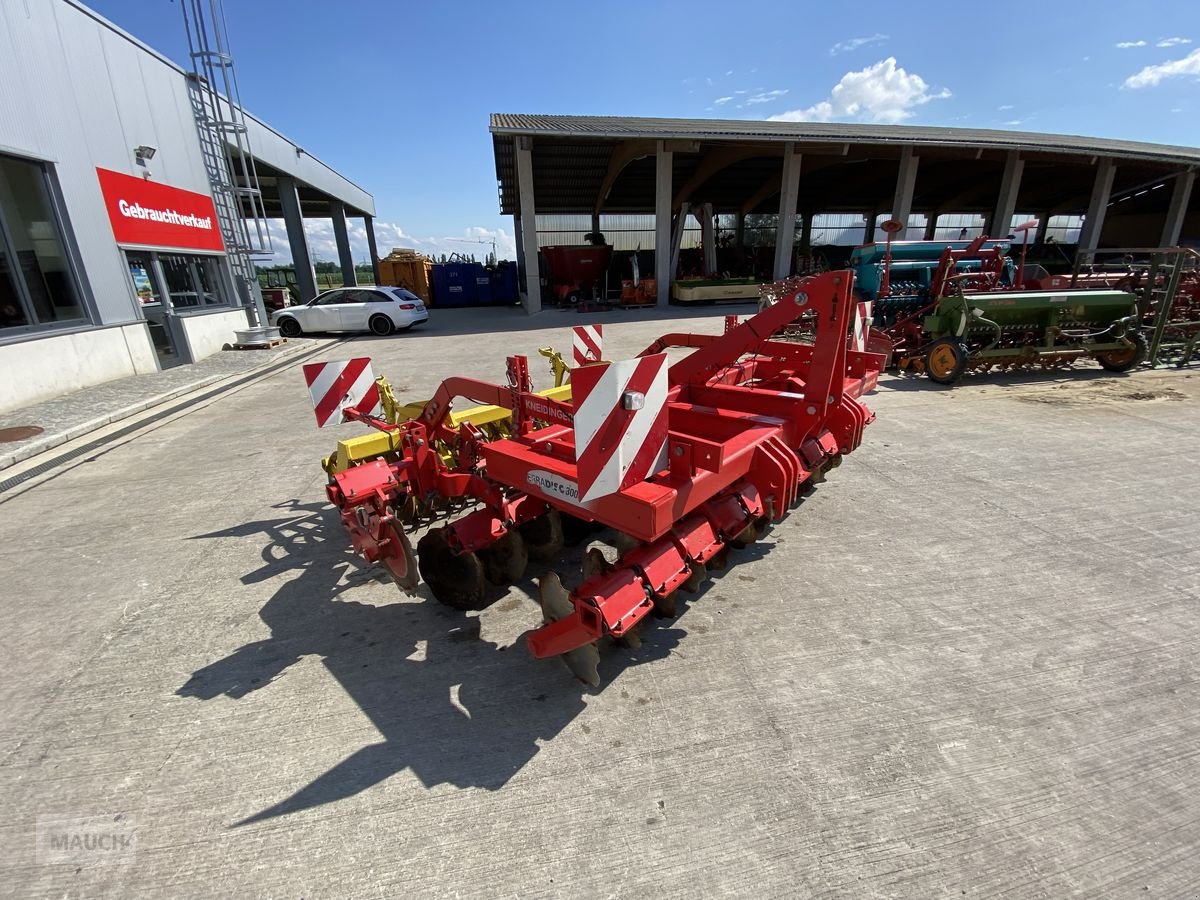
{"left": 488, "top": 113, "right": 1200, "bottom": 167}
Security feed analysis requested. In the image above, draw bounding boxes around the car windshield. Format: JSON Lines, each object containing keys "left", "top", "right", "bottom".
{"left": 391, "top": 289, "right": 419, "bottom": 302}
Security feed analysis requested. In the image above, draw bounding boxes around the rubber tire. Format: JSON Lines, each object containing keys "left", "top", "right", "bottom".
{"left": 369, "top": 315, "right": 394, "bottom": 336}
{"left": 925, "top": 337, "right": 969, "bottom": 385}
{"left": 277, "top": 316, "right": 302, "bottom": 338}
{"left": 1096, "top": 330, "right": 1148, "bottom": 373}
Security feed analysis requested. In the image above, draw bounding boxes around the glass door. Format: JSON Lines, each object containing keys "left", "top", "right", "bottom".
{"left": 125, "top": 251, "right": 184, "bottom": 367}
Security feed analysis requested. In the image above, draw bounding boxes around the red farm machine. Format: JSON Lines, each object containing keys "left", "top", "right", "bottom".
{"left": 540, "top": 244, "right": 613, "bottom": 307}
{"left": 304, "top": 271, "right": 883, "bottom": 685}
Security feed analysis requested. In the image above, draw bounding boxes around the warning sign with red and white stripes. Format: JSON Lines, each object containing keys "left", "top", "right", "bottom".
{"left": 572, "top": 324, "right": 603, "bottom": 367}
{"left": 851, "top": 300, "right": 874, "bottom": 352}
{"left": 302, "top": 357, "right": 382, "bottom": 428}
{"left": 572, "top": 353, "right": 669, "bottom": 503}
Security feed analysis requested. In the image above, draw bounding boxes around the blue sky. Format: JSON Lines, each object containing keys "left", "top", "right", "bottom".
{"left": 90, "top": 0, "right": 1199, "bottom": 264}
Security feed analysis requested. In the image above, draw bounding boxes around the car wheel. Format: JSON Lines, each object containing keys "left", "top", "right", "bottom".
{"left": 277, "top": 316, "right": 302, "bottom": 337}
{"left": 369, "top": 314, "right": 393, "bottom": 336}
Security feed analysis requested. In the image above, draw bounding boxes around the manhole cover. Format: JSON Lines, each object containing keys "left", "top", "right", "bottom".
{"left": 0, "top": 425, "right": 44, "bottom": 443}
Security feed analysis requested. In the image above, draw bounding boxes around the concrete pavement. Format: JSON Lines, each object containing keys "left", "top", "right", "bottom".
{"left": 1, "top": 304, "right": 1199, "bottom": 897}
{"left": 0, "top": 336, "right": 329, "bottom": 472}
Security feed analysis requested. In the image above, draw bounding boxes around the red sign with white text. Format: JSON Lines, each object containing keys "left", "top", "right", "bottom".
{"left": 96, "top": 167, "right": 224, "bottom": 252}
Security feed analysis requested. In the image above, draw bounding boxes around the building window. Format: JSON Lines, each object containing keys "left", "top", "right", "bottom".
{"left": 0, "top": 153, "right": 87, "bottom": 334}
{"left": 158, "top": 252, "right": 230, "bottom": 309}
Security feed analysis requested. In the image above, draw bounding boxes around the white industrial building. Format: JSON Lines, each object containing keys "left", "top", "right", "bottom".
{"left": 0, "top": 0, "right": 377, "bottom": 413}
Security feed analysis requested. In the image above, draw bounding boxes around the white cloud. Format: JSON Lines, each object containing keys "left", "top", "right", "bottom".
{"left": 830, "top": 33, "right": 889, "bottom": 56}
{"left": 1123, "top": 47, "right": 1200, "bottom": 88}
{"left": 714, "top": 96, "right": 734, "bottom": 105}
{"left": 767, "top": 57, "right": 950, "bottom": 123}
{"left": 1115, "top": 40, "right": 1147, "bottom": 48}
{"left": 1003, "top": 119, "right": 1024, "bottom": 126}
{"left": 745, "top": 89, "right": 789, "bottom": 105}
{"left": 998, "top": 104, "right": 1014, "bottom": 110}
{"left": 724, "top": 69, "right": 734, "bottom": 76}
{"left": 1157, "top": 37, "right": 1192, "bottom": 47}
{"left": 262, "top": 219, "right": 517, "bottom": 268}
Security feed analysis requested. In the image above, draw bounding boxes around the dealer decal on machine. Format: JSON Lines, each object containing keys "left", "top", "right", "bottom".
{"left": 521, "top": 395, "right": 573, "bottom": 426}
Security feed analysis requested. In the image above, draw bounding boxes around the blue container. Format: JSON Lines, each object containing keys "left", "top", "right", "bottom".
{"left": 489, "top": 262, "right": 519, "bottom": 304}
{"left": 474, "top": 271, "right": 493, "bottom": 305}
{"left": 432, "top": 262, "right": 477, "bottom": 307}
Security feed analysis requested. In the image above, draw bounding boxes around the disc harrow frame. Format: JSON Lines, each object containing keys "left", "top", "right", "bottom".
{"left": 320, "top": 270, "right": 883, "bottom": 682}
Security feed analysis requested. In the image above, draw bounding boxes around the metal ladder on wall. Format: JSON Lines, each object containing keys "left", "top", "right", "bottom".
{"left": 181, "top": 0, "right": 272, "bottom": 330}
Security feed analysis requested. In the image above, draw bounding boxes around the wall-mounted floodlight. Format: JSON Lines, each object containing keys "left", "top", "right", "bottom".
{"left": 134, "top": 145, "right": 157, "bottom": 161}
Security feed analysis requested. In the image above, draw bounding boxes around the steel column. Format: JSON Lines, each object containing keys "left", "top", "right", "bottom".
{"left": 1161, "top": 170, "right": 1195, "bottom": 246}
{"left": 799, "top": 211, "right": 813, "bottom": 249}
{"left": 890, "top": 147, "right": 920, "bottom": 238}
{"left": 516, "top": 136, "right": 542, "bottom": 314}
{"left": 1078, "top": 159, "right": 1116, "bottom": 252}
{"left": 513, "top": 214, "right": 524, "bottom": 288}
{"left": 924, "top": 213, "right": 939, "bottom": 240}
{"left": 363, "top": 215, "right": 381, "bottom": 285}
{"left": 773, "top": 143, "right": 801, "bottom": 280}
{"left": 669, "top": 202, "right": 690, "bottom": 282}
{"left": 987, "top": 151, "right": 1024, "bottom": 238}
{"left": 701, "top": 203, "right": 717, "bottom": 276}
{"left": 277, "top": 175, "right": 318, "bottom": 303}
{"left": 655, "top": 142, "right": 674, "bottom": 306}
{"left": 1035, "top": 213, "right": 1050, "bottom": 245}
{"left": 330, "top": 200, "right": 357, "bottom": 287}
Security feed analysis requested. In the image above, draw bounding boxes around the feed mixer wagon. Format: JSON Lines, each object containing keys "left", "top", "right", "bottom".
{"left": 302, "top": 271, "right": 883, "bottom": 684}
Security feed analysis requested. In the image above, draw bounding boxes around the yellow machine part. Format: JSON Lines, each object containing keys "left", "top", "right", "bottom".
{"left": 323, "top": 381, "right": 574, "bottom": 475}
{"left": 537, "top": 346, "right": 570, "bottom": 388}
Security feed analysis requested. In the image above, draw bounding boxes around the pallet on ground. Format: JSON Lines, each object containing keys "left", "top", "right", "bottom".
{"left": 231, "top": 337, "right": 287, "bottom": 350}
